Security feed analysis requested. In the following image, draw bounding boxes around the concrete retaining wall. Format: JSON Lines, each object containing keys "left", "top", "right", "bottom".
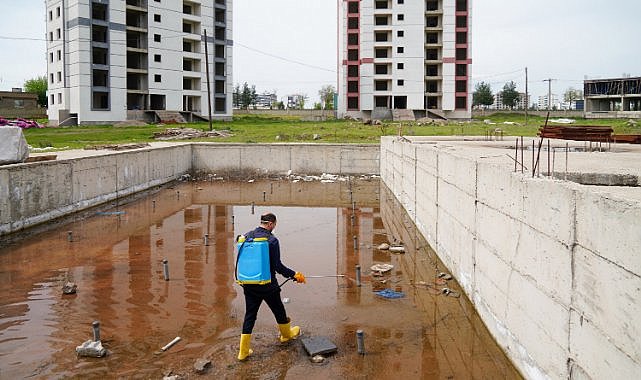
{"left": 380, "top": 136, "right": 641, "bottom": 379}
{"left": 0, "top": 143, "right": 379, "bottom": 236}
{"left": 192, "top": 143, "right": 379, "bottom": 177}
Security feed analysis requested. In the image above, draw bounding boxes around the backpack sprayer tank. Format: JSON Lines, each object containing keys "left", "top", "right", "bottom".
{"left": 236, "top": 236, "right": 271, "bottom": 285}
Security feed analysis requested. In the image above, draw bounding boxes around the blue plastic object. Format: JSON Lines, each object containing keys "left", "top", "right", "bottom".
{"left": 236, "top": 237, "right": 271, "bottom": 285}
{"left": 374, "top": 289, "right": 405, "bottom": 299}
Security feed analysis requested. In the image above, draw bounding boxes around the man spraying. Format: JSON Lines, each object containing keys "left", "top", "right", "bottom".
{"left": 235, "top": 212, "right": 306, "bottom": 361}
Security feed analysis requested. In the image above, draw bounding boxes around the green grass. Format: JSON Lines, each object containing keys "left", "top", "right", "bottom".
{"left": 22, "top": 113, "right": 640, "bottom": 150}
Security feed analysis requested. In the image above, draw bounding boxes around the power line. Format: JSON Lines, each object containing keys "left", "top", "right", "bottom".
{"left": 235, "top": 42, "right": 335, "bottom": 74}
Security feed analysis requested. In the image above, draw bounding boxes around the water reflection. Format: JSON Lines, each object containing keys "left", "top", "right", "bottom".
{"left": 0, "top": 179, "right": 519, "bottom": 379}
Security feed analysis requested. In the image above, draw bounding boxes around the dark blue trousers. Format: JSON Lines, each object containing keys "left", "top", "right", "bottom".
{"left": 242, "top": 284, "right": 288, "bottom": 334}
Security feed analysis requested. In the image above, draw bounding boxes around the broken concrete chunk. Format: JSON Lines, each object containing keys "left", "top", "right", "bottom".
{"left": 193, "top": 358, "right": 211, "bottom": 373}
{"left": 76, "top": 340, "right": 107, "bottom": 358}
{"left": 377, "top": 243, "right": 390, "bottom": 250}
{"left": 301, "top": 336, "right": 338, "bottom": 356}
{"left": 370, "top": 263, "right": 394, "bottom": 273}
{"left": 437, "top": 272, "right": 453, "bottom": 281}
{"left": 311, "top": 355, "right": 325, "bottom": 363}
{"left": 62, "top": 282, "right": 77, "bottom": 295}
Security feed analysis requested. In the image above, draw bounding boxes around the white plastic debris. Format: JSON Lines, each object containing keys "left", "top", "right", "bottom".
{"left": 377, "top": 243, "right": 390, "bottom": 250}
{"left": 389, "top": 245, "right": 405, "bottom": 253}
{"left": 370, "top": 264, "right": 394, "bottom": 273}
{"left": 76, "top": 340, "right": 107, "bottom": 358}
{"left": 282, "top": 298, "right": 290, "bottom": 304}
{"left": 550, "top": 118, "right": 575, "bottom": 124}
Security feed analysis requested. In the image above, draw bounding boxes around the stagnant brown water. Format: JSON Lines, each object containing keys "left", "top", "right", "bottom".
{"left": 0, "top": 179, "right": 521, "bottom": 379}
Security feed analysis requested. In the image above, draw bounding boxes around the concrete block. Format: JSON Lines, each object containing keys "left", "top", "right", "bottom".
{"left": 71, "top": 157, "right": 117, "bottom": 203}
{"left": 192, "top": 145, "right": 242, "bottom": 173}
{"left": 116, "top": 151, "right": 149, "bottom": 192}
{"left": 506, "top": 270, "right": 569, "bottom": 354}
{"left": 243, "top": 145, "right": 292, "bottom": 173}
{"left": 0, "top": 126, "right": 29, "bottom": 165}
{"left": 290, "top": 145, "right": 331, "bottom": 173}
{"left": 340, "top": 146, "right": 379, "bottom": 174}
{"left": 435, "top": 209, "right": 475, "bottom": 284}
{"left": 415, "top": 144, "right": 438, "bottom": 177}
{"left": 476, "top": 162, "right": 525, "bottom": 220}
{"left": 569, "top": 310, "right": 641, "bottom": 380}
{"left": 573, "top": 246, "right": 641, "bottom": 363}
{"left": 438, "top": 179, "right": 476, "bottom": 231}
{"left": 9, "top": 162, "right": 73, "bottom": 221}
{"left": 437, "top": 149, "right": 477, "bottom": 197}
{"left": 575, "top": 190, "right": 641, "bottom": 275}
{"left": 0, "top": 170, "right": 10, "bottom": 227}
{"left": 522, "top": 178, "right": 575, "bottom": 246}
{"left": 473, "top": 261, "right": 509, "bottom": 321}
{"left": 474, "top": 242, "right": 511, "bottom": 308}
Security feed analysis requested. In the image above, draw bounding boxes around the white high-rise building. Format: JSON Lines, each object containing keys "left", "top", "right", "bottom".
{"left": 46, "top": 0, "right": 233, "bottom": 125}
{"left": 337, "top": 0, "right": 472, "bottom": 120}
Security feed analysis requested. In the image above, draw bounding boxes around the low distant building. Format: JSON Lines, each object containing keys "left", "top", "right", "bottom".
{"left": 0, "top": 89, "right": 43, "bottom": 118}
{"left": 286, "top": 94, "right": 305, "bottom": 109}
{"left": 584, "top": 76, "right": 641, "bottom": 119}
{"left": 255, "top": 93, "right": 277, "bottom": 109}
{"left": 492, "top": 92, "right": 529, "bottom": 110}
{"left": 537, "top": 94, "right": 559, "bottom": 110}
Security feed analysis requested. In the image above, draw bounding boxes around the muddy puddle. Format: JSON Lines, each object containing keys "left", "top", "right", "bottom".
{"left": 0, "top": 178, "right": 521, "bottom": 379}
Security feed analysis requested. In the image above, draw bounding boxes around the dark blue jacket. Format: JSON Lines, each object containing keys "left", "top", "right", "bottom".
{"left": 244, "top": 227, "right": 295, "bottom": 286}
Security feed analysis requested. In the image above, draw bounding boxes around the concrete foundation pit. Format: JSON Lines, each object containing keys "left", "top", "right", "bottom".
{"left": 0, "top": 179, "right": 521, "bottom": 379}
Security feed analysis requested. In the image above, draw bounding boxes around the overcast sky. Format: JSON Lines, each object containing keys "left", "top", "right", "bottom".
{"left": 1, "top": 0, "right": 639, "bottom": 104}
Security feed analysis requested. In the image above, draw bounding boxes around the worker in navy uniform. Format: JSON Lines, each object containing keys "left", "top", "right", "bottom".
{"left": 237, "top": 212, "right": 306, "bottom": 361}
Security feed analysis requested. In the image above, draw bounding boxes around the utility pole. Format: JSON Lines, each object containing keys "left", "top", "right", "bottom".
{"left": 525, "top": 67, "right": 528, "bottom": 125}
{"left": 542, "top": 78, "right": 556, "bottom": 110}
{"left": 204, "top": 29, "right": 213, "bottom": 131}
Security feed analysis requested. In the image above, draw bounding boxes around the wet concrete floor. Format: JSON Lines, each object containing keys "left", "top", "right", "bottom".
{"left": 0, "top": 178, "right": 521, "bottom": 379}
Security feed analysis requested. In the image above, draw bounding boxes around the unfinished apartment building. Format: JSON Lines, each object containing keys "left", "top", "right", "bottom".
{"left": 337, "top": 0, "right": 472, "bottom": 120}
{"left": 46, "top": 0, "right": 232, "bottom": 125}
{"left": 584, "top": 77, "right": 641, "bottom": 119}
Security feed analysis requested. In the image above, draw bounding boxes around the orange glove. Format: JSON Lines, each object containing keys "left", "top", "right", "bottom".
{"left": 293, "top": 272, "right": 306, "bottom": 284}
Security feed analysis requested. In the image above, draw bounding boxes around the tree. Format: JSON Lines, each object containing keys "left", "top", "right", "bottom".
{"left": 233, "top": 83, "right": 241, "bottom": 109}
{"left": 318, "top": 85, "right": 336, "bottom": 110}
{"left": 24, "top": 76, "right": 48, "bottom": 107}
{"left": 501, "top": 81, "right": 520, "bottom": 109}
{"left": 563, "top": 87, "right": 583, "bottom": 109}
{"left": 239, "top": 82, "right": 257, "bottom": 110}
{"left": 472, "top": 82, "right": 494, "bottom": 109}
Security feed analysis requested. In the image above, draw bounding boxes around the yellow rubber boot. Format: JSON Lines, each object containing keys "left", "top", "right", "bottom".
{"left": 237, "top": 334, "right": 253, "bottom": 361}
{"left": 278, "top": 319, "right": 301, "bottom": 343}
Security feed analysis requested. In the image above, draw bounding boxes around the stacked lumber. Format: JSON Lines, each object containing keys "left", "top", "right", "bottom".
{"left": 612, "top": 135, "right": 641, "bottom": 144}
{"left": 538, "top": 125, "right": 613, "bottom": 142}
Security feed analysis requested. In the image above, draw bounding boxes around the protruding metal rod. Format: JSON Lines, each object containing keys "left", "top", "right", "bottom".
{"left": 67, "top": 231, "right": 73, "bottom": 242}
{"left": 251, "top": 202, "right": 255, "bottom": 215}
{"left": 520, "top": 136, "right": 524, "bottom": 173}
{"left": 351, "top": 214, "right": 355, "bottom": 227}
{"left": 565, "top": 142, "right": 569, "bottom": 181}
{"left": 353, "top": 235, "right": 358, "bottom": 251}
{"left": 547, "top": 139, "right": 551, "bottom": 176}
{"left": 92, "top": 321, "right": 101, "bottom": 342}
{"left": 355, "top": 265, "right": 361, "bottom": 287}
{"left": 263, "top": 191, "right": 266, "bottom": 202}
{"left": 163, "top": 259, "right": 169, "bottom": 281}
{"left": 270, "top": 183, "right": 273, "bottom": 194}
{"left": 352, "top": 201, "right": 356, "bottom": 215}
{"left": 152, "top": 200, "right": 156, "bottom": 211}
{"left": 356, "top": 330, "right": 365, "bottom": 354}
{"left": 514, "top": 138, "right": 518, "bottom": 172}
{"left": 232, "top": 215, "right": 235, "bottom": 226}
{"left": 204, "top": 234, "right": 209, "bottom": 246}
{"left": 531, "top": 140, "right": 535, "bottom": 177}
{"left": 177, "top": 190, "right": 180, "bottom": 200}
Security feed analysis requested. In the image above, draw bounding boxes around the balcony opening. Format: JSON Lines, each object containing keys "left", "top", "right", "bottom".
{"left": 92, "top": 3, "right": 108, "bottom": 21}
{"left": 348, "top": 1, "right": 359, "bottom": 13}
{"left": 375, "top": 96, "right": 390, "bottom": 108}
{"left": 348, "top": 17, "right": 359, "bottom": 29}
{"left": 426, "top": 32, "right": 439, "bottom": 44}
{"left": 375, "top": 32, "right": 389, "bottom": 42}
{"left": 456, "top": 80, "right": 467, "bottom": 92}
{"left": 348, "top": 33, "right": 358, "bottom": 45}
{"left": 456, "top": 64, "right": 467, "bottom": 76}
{"left": 456, "top": 48, "right": 467, "bottom": 60}
{"left": 375, "top": 48, "right": 389, "bottom": 58}
{"left": 426, "top": 48, "right": 439, "bottom": 60}
{"left": 426, "top": 64, "right": 439, "bottom": 77}
{"left": 348, "top": 65, "right": 359, "bottom": 77}
{"left": 348, "top": 81, "right": 359, "bottom": 93}
{"left": 150, "top": 94, "right": 166, "bottom": 110}
{"left": 455, "top": 96, "right": 467, "bottom": 109}
{"left": 456, "top": 32, "right": 467, "bottom": 44}
{"left": 92, "top": 91, "right": 109, "bottom": 110}
{"left": 375, "top": 64, "right": 389, "bottom": 75}
{"left": 348, "top": 49, "right": 359, "bottom": 61}
{"left": 347, "top": 96, "right": 359, "bottom": 110}
{"left": 426, "top": 16, "right": 439, "bottom": 28}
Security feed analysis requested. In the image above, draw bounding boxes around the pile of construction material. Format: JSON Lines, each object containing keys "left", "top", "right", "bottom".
{"left": 538, "top": 125, "right": 614, "bottom": 142}
{"left": 153, "top": 128, "right": 232, "bottom": 140}
{"left": 0, "top": 117, "right": 44, "bottom": 129}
